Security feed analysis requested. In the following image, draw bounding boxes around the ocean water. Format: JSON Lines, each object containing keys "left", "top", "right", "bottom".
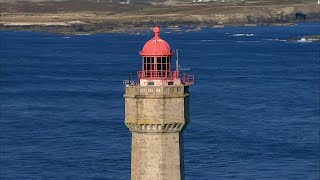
{"left": 1, "top": 23, "right": 319, "bottom": 179}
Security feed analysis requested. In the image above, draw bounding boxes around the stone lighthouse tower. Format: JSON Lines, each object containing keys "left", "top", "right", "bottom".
{"left": 124, "top": 26, "right": 194, "bottom": 180}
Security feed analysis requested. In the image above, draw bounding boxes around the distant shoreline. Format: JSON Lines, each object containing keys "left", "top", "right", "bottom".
{"left": 1, "top": 0, "right": 319, "bottom": 35}
{"left": 0, "top": 21, "right": 317, "bottom": 35}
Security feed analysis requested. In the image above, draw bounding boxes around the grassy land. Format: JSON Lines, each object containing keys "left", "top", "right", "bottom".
{"left": 0, "top": 0, "right": 319, "bottom": 34}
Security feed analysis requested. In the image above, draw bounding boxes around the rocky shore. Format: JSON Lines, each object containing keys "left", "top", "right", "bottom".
{"left": 286, "top": 35, "right": 320, "bottom": 42}
{"left": 1, "top": 0, "right": 319, "bottom": 34}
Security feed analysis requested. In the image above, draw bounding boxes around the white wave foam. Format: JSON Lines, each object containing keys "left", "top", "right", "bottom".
{"left": 201, "top": 40, "right": 216, "bottom": 42}
{"left": 237, "top": 40, "right": 260, "bottom": 43}
{"left": 263, "top": 39, "right": 275, "bottom": 41}
{"left": 275, "top": 39, "right": 287, "bottom": 42}
{"left": 228, "top": 33, "right": 254, "bottom": 37}
{"left": 297, "top": 38, "right": 313, "bottom": 43}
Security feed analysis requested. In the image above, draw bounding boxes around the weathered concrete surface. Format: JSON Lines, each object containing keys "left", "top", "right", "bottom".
{"left": 125, "top": 85, "right": 189, "bottom": 180}
{"left": 125, "top": 85, "right": 189, "bottom": 127}
{"left": 131, "top": 132, "right": 183, "bottom": 180}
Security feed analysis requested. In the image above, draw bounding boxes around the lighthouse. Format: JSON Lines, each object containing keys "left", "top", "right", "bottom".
{"left": 124, "top": 26, "right": 194, "bottom": 180}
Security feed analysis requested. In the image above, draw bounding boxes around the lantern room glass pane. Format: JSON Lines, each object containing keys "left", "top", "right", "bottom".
{"left": 162, "top": 57, "right": 166, "bottom": 63}
{"left": 162, "top": 64, "right": 166, "bottom": 70}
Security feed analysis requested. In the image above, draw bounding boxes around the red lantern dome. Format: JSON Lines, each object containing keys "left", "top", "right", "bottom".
{"left": 140, "top": 26, "right": 174, "bottom": 56}
{"left": 135, "top": 26, "right": 194, "bottom": 86}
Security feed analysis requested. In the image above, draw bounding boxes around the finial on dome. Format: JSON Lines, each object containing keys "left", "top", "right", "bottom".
{"left": 153, "top": 26, "right": 160, "bottom": 39}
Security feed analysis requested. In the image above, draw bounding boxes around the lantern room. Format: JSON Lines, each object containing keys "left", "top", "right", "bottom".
{"left": 138, "top": 26, "right": 194, "bottom": 86}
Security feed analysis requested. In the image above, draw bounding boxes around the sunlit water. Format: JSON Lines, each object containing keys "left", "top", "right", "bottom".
{"left": 1, "top": 22, "right": 319, "bottom": 179}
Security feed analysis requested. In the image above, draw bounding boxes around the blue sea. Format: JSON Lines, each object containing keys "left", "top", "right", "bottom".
{"left": 1, "top": 22, "right": 319, "bottom": 179}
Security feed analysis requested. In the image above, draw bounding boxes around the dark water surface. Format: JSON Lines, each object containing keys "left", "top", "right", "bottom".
{"left": 1, "top": 23, "right": 319, "bottom": 179}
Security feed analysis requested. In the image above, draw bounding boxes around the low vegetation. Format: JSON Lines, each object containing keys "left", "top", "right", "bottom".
{"left": 0, "top": 0, "right": 319, "bottom": 34}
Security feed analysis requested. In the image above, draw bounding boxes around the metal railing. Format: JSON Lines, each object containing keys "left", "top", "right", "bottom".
{"left": 137, "top": 70, "right": 194, "bottom": 85}
{"left": 123, "top": 80, "right": 139, "bottom": 86}
{"left": 138, "top": 70, "right": 179, "bottom": 79}
{"left": 181, "top": 74, "right": 194, "bottom": 85}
